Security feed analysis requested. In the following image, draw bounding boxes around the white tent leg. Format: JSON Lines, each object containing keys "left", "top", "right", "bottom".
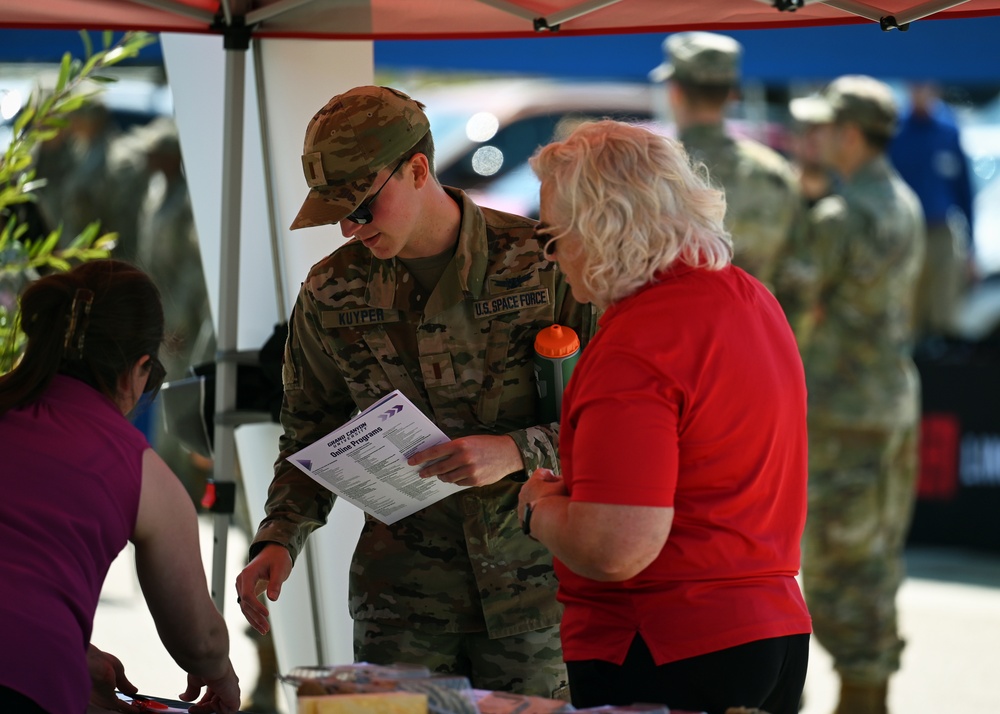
{"left": 210, "top": 43, "right": 247, "bottom": 613}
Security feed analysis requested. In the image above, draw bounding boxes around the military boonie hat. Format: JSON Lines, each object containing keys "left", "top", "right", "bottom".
{"left": 789, "top": 75, "right": 898, "bottom": 138}
{"left": 649, "top": 31, "right": 742, "bottom": 86}
{"left": 290, "top": 85, "right": 430, "bottom": 230}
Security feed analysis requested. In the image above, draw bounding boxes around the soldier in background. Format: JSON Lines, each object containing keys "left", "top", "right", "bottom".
{"left": 790, "top": 119, "right": 836, "bottom": 208}
{"left": 32, "top": 102, "right": 119, "bottom": 249}
{"left": 649, "top": 31, "right": 806, "bottom": 292}
{"left": 234, "top": 85, "right": 597, "bottom": 697}
{"left": 789, "top": 75, "right": 926, "bottom": 714}
{"left": 134, "top": 117, "right": 215, "bottom": 499}
{"left": 31, "top": 99, "right": 149, "bottom": 261}
{"left": 135, "top": 117, "right": 214, "bottom": 381}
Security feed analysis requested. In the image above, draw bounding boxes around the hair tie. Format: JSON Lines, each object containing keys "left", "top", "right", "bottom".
{"left": 64, "top": 288, "right": 95, "bottom": 359}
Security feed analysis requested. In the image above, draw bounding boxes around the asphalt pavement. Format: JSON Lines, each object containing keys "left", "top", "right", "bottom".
{"left": 90, "top": 517, "right": 1000, "bottom": 714}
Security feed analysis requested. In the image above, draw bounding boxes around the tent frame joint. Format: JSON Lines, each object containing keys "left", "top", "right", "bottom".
{"left": 879, "top": 14, "right": 911, "bottom": 28}
{"left": 212, "top": 13, "right": 256, "bottom": 51}
{"left": 533, "top": 16, "right": 561, "bottom": 31}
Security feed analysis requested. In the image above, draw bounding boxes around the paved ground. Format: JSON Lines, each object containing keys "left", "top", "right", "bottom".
{"left": 91, "top": 518, "right": 1000, "bottom": 713}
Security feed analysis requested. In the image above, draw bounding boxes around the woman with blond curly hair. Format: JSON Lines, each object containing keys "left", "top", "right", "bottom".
{"left": 518, "top": 120, "right": 812, "bottom": 714}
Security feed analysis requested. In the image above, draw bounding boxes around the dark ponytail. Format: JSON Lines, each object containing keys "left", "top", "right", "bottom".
{"left": 0, "top": 260, "right": 165, "bottom": 415}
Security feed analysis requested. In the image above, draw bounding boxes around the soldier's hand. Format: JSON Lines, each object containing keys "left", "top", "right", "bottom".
{"left": 409, "top": 435, "right": 523, "bottom": 488}
{"left": 235, "top": 544, "right": 292, "bottom": 635}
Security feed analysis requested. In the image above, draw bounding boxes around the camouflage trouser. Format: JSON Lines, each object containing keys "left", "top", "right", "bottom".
{"left": 354, "top": 620, "right": 569, "bottom": 699}
{"left": 914, "top": 221, "right": 968, "bottom": 338}
{"left": 802, "top": 423, "right": 919, "bottom": 684}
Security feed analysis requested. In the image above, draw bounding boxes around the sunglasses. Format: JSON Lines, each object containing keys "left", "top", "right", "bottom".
{"left": 144, "top": 355, "right": 167, "bottom": 395}
{"left": 345, "top": 158, "right": 406, "bottom": 225}
{"left": 534, "top": 222, "right": 561, "bottom": 259}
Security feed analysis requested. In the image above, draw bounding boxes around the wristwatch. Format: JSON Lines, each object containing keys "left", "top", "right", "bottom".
{"left": 521, "top": 502, "right": 534, "bottom": 537}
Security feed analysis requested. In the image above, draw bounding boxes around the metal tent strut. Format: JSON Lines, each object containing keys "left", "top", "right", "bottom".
{"left": 476, "top": 0, "right": 968, "bottom": 31}
{"left": 767, "top": 0, "right": 971, "bottom": 29}
{"left": 474, "top": 0, "right": 625, "bottom": 31}
{"left": 128, "top": 0, "right": 218, "bottom": 24}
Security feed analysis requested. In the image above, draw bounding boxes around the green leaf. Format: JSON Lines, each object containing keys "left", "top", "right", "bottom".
{"left": 51, "top": 93, "right": 93, "bottom": 115}
{"left": 56, "top": 52, "right": 72, "bottom": 93}
{"left": 103, "top": 46, "right": 129, "bottom": 64}
{"left": 13, "top": 105, "right": 35, "bottom": 137}
{"left": 45, "top": 257, "right": 72, "bottom": 272}
{"left": 31, "top": 230, "right": 60, "bottom": 259}
{"left": 80, "top": 52, "right": 102, "bottom": 78}
{"left": 94, "top": 235, "right": 118, "bottom": 251}
{"left": 32, "top": 129, "right": 62, "bottom": 143}
{"left": 71, "top": 221, "right": 103, "bottom": 248}
{"left": 80, "top": 30, "right": 94, "bottom": 59}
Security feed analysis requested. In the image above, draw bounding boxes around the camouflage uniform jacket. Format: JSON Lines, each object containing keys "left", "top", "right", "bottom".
{"left": 797, "top": 155, "right": 926, "bottom": 429}
{"left": 679, "top": 123, "right": 807, "bottom": 289}
{"left": 253, "top": 187, "right": 598, "bottom": 638}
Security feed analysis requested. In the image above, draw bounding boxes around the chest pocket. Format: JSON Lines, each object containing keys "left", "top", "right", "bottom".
{"left": 319, "top": 307, "right": 425, "bottom": 411}
{"left": 477, "top": 317, "right": 515, "bottom": 426}
{"left": 360, "top": 326, "right": 426, "bottom": 409}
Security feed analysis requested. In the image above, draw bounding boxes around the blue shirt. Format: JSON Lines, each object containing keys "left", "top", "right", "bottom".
{"left": 890, "top": 101, "right": 973, "bottom": 240}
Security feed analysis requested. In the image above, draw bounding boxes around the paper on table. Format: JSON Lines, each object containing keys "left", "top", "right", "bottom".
{"left": 287, "top": 390, "right": 467, "bottom": 524}
{"left": 112, "top": 693, "right": 188, "bottom": 712}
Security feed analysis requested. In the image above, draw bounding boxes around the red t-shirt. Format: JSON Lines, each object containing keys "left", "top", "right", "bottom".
{"left": 556, "top": 264, "right": 812, "bottom": 665}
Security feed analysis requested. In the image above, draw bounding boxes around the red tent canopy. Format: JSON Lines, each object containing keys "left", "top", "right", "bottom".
{"left": 4, "top": 0, "right": 1000, "bottom": 39}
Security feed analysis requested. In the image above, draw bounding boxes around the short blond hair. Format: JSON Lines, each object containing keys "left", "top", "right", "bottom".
{"left": 530, "top": 120, "right": 731, "bottom": 307}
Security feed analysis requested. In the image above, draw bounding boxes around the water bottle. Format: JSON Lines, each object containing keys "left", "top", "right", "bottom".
{"left": 533, "top": 324, "right": 580, "bottom": 423}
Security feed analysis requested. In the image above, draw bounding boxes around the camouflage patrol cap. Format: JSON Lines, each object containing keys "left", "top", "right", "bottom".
{"left": 789, "top": 75, "right": 898, "bottom": 138}
{"left": 290, "top": 85, "right": 430, "bottom": 230}
{"left": 649, "top": 31, "right": 742, "bottom": 86}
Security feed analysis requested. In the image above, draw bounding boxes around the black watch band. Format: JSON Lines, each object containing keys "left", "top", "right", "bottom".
{"left": 522, "top": 502, "right": 534, "bottom": 537}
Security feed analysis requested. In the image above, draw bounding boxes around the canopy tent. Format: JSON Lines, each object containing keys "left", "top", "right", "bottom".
{"left": 6, "top": 15, "right": 1000, "bottom": 83}
{"left": 4, "top": 0, "right": 998, "bottom": 683}
{"left": 374, "top": 16, "right": 1000, "bottom": 83}
{"left": 5, "top": 0, "right": 1000, "bottom": 36}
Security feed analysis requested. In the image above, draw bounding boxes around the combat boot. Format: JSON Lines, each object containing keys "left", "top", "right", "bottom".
{"left": 834, "top": 678, "right": 888, "bottom": 714}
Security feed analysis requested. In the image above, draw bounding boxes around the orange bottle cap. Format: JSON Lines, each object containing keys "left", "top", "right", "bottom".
{"left": 534, "top": 324, "right": 580, "bottom": 358}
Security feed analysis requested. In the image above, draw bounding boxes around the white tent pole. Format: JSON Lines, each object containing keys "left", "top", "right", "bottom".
{"left": 210, "top": 39, "right": 248, "bottom": 613}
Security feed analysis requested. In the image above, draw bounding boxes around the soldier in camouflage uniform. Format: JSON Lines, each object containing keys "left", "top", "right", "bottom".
{"left": 788, "top": 76, "right": 926, "bottom": 714}
{"left": 234, "top": 86, "right": 597, "bottom": 698}
{"left": 650, "top": 32, "right": 807, "bottom": 291}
